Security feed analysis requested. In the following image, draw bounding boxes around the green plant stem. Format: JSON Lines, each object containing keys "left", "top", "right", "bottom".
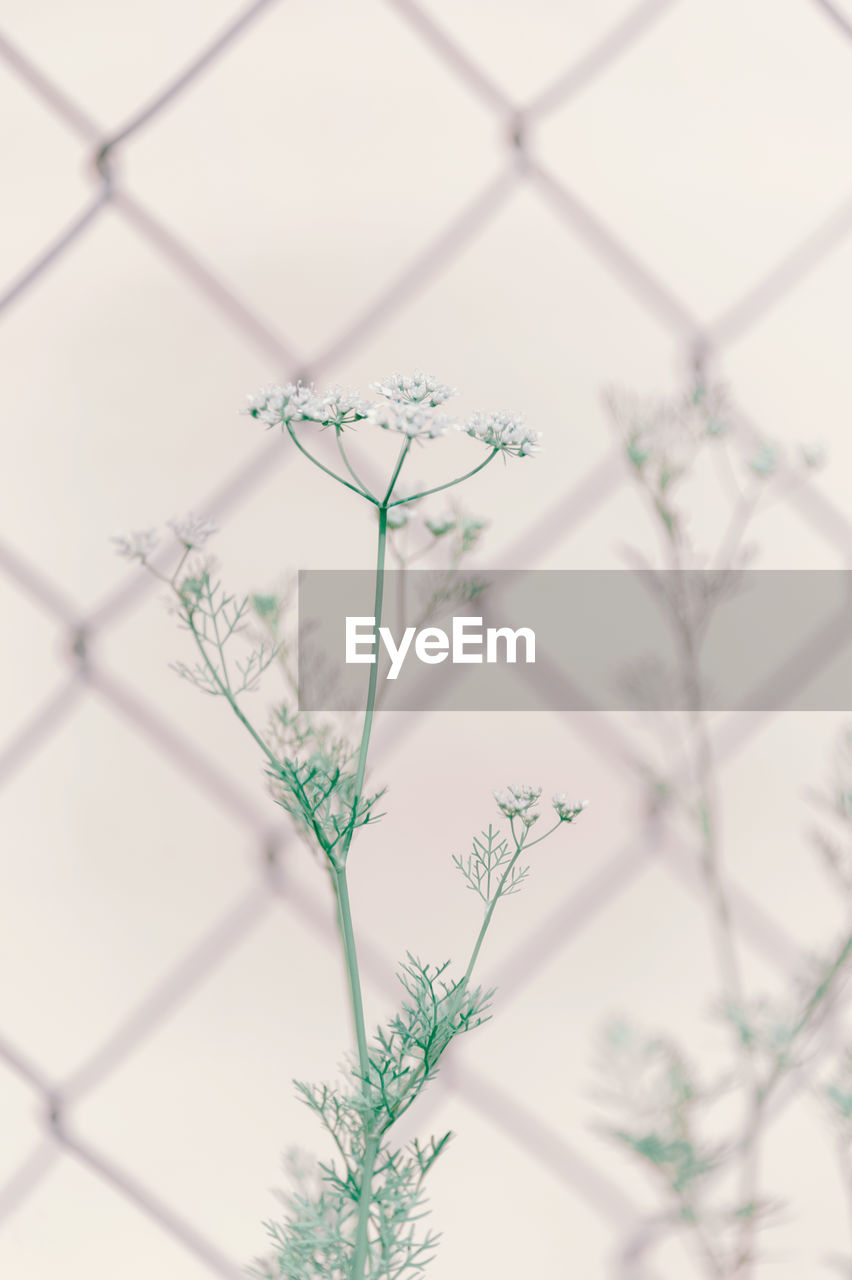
{"left": 184, "top": 613, "right": 281, "bottom": 772}
{"left": 340, "top": 443, "right": 408, "bottom": 1280}
{"left": 352, "top": 1135, "right": 380, "bottom": 1280}
{"left": 331, "top": 864, "right": 370, "bottom": 1080}
{"left": 664, "top": 535, "right": 749, "bottom": 1013}
{"left": 336, "top": 429, "right": 378, "bottom": 503}
{"left": 388, "top": 448, "right": 498, "bottom": 506}
{"left": 287, "top": 424, "right": 379, "bottom": 505}
{"left": 732, "top": 929, "right": 852, "bottom": 1274}
{"left": 349, "top": 504, "right": 389, "bottom": 825}
{"left": 462, "top": 823, "right": 538, "bottom": 987}
{"left": 175, "top": 482, "right": 388, "bottom": 1280}
{"left": 383, "top": 439, "right": 411, "bottom": 506}
{"left": 663, "top": 531, "right": 761, "bottom": 1277}
{"left": 762, "top": 930, "right": 852, "bottom": 1102}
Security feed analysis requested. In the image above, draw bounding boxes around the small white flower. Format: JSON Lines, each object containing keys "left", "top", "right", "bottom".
{"left": 368, "top": 401, "right": 451, "bottom": 441}
{"left": 167, "top": 512, "right": 217, "bottom": 551}
{"left": 310, "top": 386, "right": 371, "bottom": 426}
{"left": 493, "top": 784, "right": 542, "bottom": 822}
{"left": 242, "top": 382, "right": 319, "bottom": 428}
{"left": 371, "top": 372, "right": 456, "bottom": 408}
{"left": 464, "top": 411, "right": 540, "bottom": 458}
{"left": 552, "top": 795, "right": 588, "bottom": 823}
{"left": 112, "top": 528, "right": 159, "bottom": 561}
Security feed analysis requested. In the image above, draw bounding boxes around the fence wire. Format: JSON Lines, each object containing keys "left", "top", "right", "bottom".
{"left": 1, "top": 1, "right": 851, "bottom": 1276}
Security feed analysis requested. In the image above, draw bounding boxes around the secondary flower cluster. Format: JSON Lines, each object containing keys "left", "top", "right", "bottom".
{"left": 553, "top": 795, "right": 589, "bottom": 823}
{"left": 607, "top": 381, "right": 730, "bottom": 494}
{"left": 493, "top": 785, "right": 588, "bottom": 828}
{"left": 493, "top": 784, "right": 542, "bottom": 822}
{"left": 242, "top": 371, "right": 541, "bottom": 457}
{"left": 463, "top": 411, "right": 540, "bottom": 458}
{"left": 371, "top": 372, "right": 455, "bottom": 407}
{"left": 368, "top": 401, "right": 450, "bottom": 441}
{"left": 112, "top": 512, "right": 217, "bottom": 561}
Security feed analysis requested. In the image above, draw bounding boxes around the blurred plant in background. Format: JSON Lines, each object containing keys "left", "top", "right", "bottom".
{"left": 116, "top": 374, "right": 585, "bottom": 1280}
{"left": 595, "top": 382, "right": 851, "bottom": 1277}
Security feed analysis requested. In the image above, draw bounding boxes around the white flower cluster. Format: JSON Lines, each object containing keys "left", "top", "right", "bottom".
{"left": 167, "top": 512, "right": 218, "bottom": 551}
{"left": 368, "top": 372, "right": 454, "bottom": 440}
{"left": 493, "top": 784, "right": 542, "bottom": 824}
{"left": 609, "top": 382, "right": 731, "bottom": 487}
{"left": 244, "top": 383, "right": 318, "bottom": 428}
{"left": 552, "top": 795, "right": 589, "bottom": 823}
{"left": 112, "top": 528, "right": 159, "bottom": 561}
{"left": 463, "top": 411, "right": 540, "bottom": 457}
{"left": 367, "top": 401, "right": 450, "bottom": 441}
{"left": 371, "top": 372, "right": 457, "bottom": 408}
{"left": 113, "top": 512, "right": 217, "bottom": 562}
{"left": 243, "top": 373, "right": 540, "bottom": 459}
{"left": 310, "top": 386, "right": 372, "bottom": 426}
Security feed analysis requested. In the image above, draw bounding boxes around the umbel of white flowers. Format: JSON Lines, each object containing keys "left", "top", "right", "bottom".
{"left": 111, "top": 512, "right": 218, "bottom": 562}
{"left": 110, "top": 373, "right": 540, "bottom": 564}
{"left": 242, "top": 371, "right": 541, "bottom": 458}
{"left": 493, "top": 785, "right": 589, "bottom": 828}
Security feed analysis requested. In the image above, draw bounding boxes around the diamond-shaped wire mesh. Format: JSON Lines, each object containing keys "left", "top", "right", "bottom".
{"left": 2, "top": 2, "right": 852, "bottom": 1276}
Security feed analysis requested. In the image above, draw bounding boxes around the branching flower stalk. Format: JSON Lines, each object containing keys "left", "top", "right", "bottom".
{"left": 629, "top": 402, "right": 763, "bottom": 1275}
{"left": 599, "top": 383, "right": 851, "bottom": 1277}
{"left": 115, "top": 373, "right": 583, "bottom": 1280}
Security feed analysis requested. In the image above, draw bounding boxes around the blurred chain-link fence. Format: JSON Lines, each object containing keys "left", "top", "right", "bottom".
{"left": 2, "top": 1, "right": 852, "bottom": 1276}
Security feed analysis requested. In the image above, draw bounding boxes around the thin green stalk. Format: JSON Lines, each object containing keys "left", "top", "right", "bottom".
{"left": 287, "top": 424, "right": 379, "bottom": 504}
{"left": 332, "top": 865, "right": 370, "bottom": 1079}
{"left": 352, "top": 1135, "right": 380, "bottom": 1280}
{"left": 342, "top": 460, "right": 402, "bottom": 1280}
{"left": 349, "top": 503, "right": 389, "bottom": 828}
{"left": 662, "top": 527, "right": 761, "bottom": 1276}
{"left": 732, "top": 929, "right": 852, "bottom": 1275}
{"left": 388, "top": 448, "right": 498, "bottom": 506}
{"left": 665, "top": 533, "right": 749, "bottom": 1015}
{"left": 336, "top": 429, "right": 378, "bottom": 503}
{"left": 185, "top": 612, "right": 281, "bottom": 772}
{"left": 174, "top": 456, "right": 394, "bottom": 1280}
{"left": 344, "top": 439, "right": 406, "bottom": 833}
{"left": 462, "top": 823, "right": 541, "bottom": 987}
{"left": 382, "top": 439, "right": 411, "bottom": 506}
{"left": 761, "top": 930, "right": 852, "bottom": 1102}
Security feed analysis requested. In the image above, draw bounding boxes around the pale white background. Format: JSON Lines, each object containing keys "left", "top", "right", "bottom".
{"left": 1, "top": 2, "right": 852, "bottom": 1277}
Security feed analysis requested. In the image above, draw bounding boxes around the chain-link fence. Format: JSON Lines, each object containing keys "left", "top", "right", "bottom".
{"left": 2, "top": 2, "right": 852, "bottom": 1276}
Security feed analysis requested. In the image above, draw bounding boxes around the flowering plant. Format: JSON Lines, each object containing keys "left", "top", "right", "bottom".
{"left": 117, "top": 373, "right": 582, "bottom": 1280}
{"left": 594, "top": 381, "right": 850, "bottom": 1278}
